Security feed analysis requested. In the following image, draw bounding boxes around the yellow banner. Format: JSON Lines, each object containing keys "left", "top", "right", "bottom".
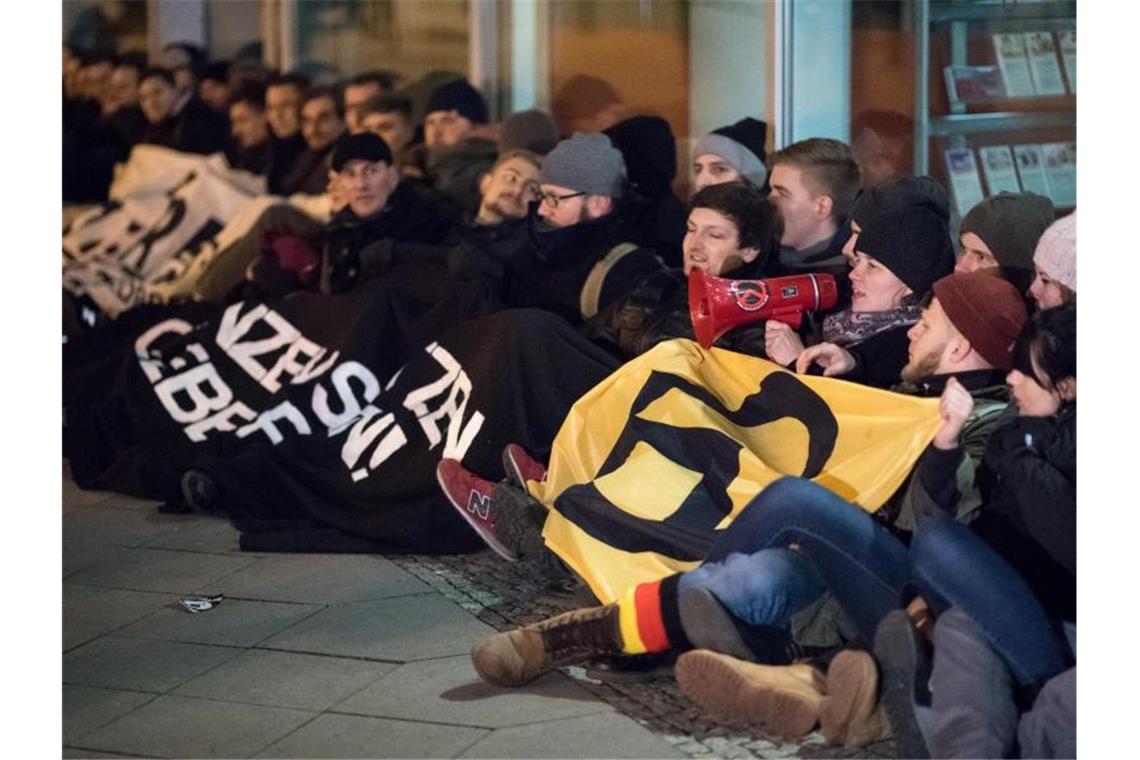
{"left": 536, "top": 339, "right": 941, "bottom": 603}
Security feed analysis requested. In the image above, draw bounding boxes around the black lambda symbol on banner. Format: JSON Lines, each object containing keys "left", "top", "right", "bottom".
{"left": 553, "top": 370, "right": 838, "bottom": 561}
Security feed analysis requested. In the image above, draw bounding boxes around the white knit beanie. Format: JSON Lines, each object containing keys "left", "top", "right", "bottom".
{"left": 1032, "top": 211, "right": 1077, "bottom": 291}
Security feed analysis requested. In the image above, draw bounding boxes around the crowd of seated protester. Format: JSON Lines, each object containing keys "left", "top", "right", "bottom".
{"left": 63, "top": 41, "right": 1077, "bottom": 759}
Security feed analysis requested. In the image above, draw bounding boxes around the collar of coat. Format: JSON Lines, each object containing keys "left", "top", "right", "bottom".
{"left": 893, "top": 368, "right": 1009, "bottom": 399}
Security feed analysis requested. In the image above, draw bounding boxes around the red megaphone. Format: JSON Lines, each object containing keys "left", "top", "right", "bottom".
{"left": 688, "top": 269, "right": 839, "bottom": 348}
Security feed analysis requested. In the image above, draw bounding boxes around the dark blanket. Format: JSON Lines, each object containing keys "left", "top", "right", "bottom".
{"left": 64, "top": 283, "right": 620, "bottom": 553}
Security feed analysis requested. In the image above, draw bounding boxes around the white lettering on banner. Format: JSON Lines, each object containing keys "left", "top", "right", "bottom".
{"left": 341, "top": 405, "right": 408, "bottom": 481}
{"left": 215, "top": 302, "right": 268, "bottom": 349}
{"left": 134, "top": 319, "right": 195, "bottom": 382}
{"left": 402, "top": 343, "right": 485, "bottom": 461}
{"left": 262, "top": 336, "right": 330, "bottom": 393}
{"left": 153, "top": 363, "right": 235, "bottom": 423}
{"left": 216, "top": 302, "right": 338, "bottom": 391}
{"left": 132, "top": 308, "right": 485, "bottom": 467}
{"left": 312, "top": 361, "right": 382, "bottom": 435}
{"left": 237, "top": 401, "right": 312, "bottom": 444}
{"left": 167, "top": 344, "right": 210, "bottom": 372}
{"left": 184, "top": 401, "right": 258, "bottom": 442}
{"left": 292, "top": 347, "right": 340, "bottom": 386}
{"left": 226, "top": 311, "right": 300, "bottom": 385}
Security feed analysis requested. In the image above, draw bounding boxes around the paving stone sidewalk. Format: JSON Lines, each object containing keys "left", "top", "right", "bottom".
{"left": 63, "top": 466, "right": 896, "bottom": 759}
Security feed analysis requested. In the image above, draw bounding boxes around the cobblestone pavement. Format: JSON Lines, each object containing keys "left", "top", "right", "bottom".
{"left": 387, "top": 551, "right": 899, "bottom": 760}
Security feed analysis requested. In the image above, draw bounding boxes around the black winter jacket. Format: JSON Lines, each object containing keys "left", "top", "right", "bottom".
{"left": 276, "top": 142, "right": 336, "bottom": 197}
{"left": 320, "top": 181, "right": 461, "bottom": 294}
{"left": 841, "top": 324, "right": 914, "bottom": 390}
{"left": 140, "top": 95, "right": 229, "bottom": 156}
{"left": 912, "top": 402, "right": 1076, "bottom": 622}
{"left": 972, "top": 405, "right": 1076, "bottom": 621}
{"left": 584, "top": 258, "right": 771, "bottom": 360}
{"left": 265, "top": 134, "right": 308, "bottom": 196}
{"left": 502, "top": 212, "right": 662, "bottom": 326}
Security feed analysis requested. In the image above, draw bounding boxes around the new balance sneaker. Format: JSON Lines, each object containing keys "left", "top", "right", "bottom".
{"left": 502, "top": 443, "right": 547, "bottom": 488}
{"left": 436, "top": 458, "right": 519, "bottom": 561}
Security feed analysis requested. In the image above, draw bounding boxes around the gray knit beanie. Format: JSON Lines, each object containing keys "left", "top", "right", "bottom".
{"left": 693, "top": 118, "right": 768, "bottom": 188}
{"left": 1033, "top": 211, "right": 1077, "bottom": 291}
{"left": 538, "top": 132, "right": 625, "bottom": 197}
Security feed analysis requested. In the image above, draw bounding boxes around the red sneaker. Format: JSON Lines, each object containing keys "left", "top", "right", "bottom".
{"left": 502, "top": 443, "right": 547, "bottom": 488}
{"left": 436, "top": 459, "right": 519, "bottom": 561}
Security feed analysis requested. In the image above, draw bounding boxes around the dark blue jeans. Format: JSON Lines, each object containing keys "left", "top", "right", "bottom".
{"left": 909, "top": 517, "right": 1072, "bottom": 686}
{"left": 700, "top": 476, "right": 911, "bottom": 643}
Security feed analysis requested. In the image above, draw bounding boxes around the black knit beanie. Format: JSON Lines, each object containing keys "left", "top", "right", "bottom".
{"left": 604, "top": 115, "right": 677, "bottom": 197}
{"left": 849, "top": 176, "right": 950, "bottom": 228}
{"left": 693, "top": 117, "right": 768, "bottom": 188}
{"left": 714, "top": 118, "right": 767, "bottom": 164}
{"left": 425, "top": 78, "right": 488, "bottom": 124}
{"left": 959, "top": 191, "right": 1054, "bottom": 293}
{"left": 855, "top": 206, "right": 955, "bottom": 297}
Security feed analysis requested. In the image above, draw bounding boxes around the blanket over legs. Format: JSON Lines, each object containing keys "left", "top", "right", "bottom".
{"left": 64, "top": 288, "right": 620, "bottom": 553}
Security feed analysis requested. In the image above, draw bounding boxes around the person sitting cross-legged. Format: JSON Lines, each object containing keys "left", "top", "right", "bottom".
{"left": 459, "top": 271, "right": 1029, "bottom": 746}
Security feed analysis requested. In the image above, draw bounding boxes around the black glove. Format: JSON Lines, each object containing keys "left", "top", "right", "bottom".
{"left": 325, "top": 244, "right": 360, "bottom": 293}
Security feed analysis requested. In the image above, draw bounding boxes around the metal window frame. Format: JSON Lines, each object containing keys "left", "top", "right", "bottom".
{"left": 774, "top": 0, "right": 792, "bottom": 149}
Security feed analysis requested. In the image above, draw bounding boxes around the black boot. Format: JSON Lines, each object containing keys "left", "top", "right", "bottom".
{"left": 678, "top": 585, "right": 811, "bottom": 664}
{"left": 180, "top": 469, "right": 224, "bottom": 515}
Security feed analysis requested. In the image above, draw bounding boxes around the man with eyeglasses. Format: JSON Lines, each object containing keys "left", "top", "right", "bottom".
{"left": 499, "top": 132, "right": 661, "bottom": 326}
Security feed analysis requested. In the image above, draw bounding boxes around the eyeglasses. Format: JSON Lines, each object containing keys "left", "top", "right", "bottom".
{"left": 538, "top": 190, "right": 586, "bottom": 209}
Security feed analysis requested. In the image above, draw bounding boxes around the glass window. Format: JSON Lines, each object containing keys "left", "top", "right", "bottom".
{"left": 547, "top": 0, "right": 690, "bottom": 138}
{"left": 840, "top": 0, "right": 1075, "bottom": 219}
{"left": 921, "top": 0, "right": 1076, "bottom": 217}
{"left": 850, "top": 1, "right": 916, "bottom": 187}
{"left": 63, "top": 0, "right": 147, "bottom": 54}
{"left": 295, "top": 0, "right": 470, "bottom": 83}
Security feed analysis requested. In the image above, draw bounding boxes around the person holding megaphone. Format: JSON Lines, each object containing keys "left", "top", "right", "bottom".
{"left": 583, "top": 181, "right": 782, "bottom": 358}
{"left": 786, "top": 204, "right": 956, "bottom": 389}
{"left": 752, "top": 175, "right": 957, "bottom": 389}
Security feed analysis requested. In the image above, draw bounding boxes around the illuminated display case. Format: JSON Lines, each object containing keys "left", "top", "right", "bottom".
{"left": 915, "top": 0, "right": 1076, "bottom": 218}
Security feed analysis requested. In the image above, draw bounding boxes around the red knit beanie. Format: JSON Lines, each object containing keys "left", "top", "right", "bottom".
{"left": 932, "top": 272, "right": 1028, "bottom": 370}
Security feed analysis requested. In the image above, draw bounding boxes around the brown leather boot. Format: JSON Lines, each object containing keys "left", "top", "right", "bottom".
{"left": 471, "top": 604, "right": 623, "bottom": 687}
{"left": 675, "top": 650, "right": 826, "bottom": 740}
{"left": 819, "top": 649, "right": 893, "bottom": 748}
